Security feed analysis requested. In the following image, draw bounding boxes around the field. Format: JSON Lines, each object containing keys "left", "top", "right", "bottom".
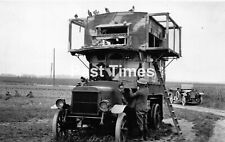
{"left": 0, "top": 84, "right": 72, "bottom": 142}
{"left": 0, "top": 77, "right": 225, "bottom": 141}
{"left": 1, "top": 76, "right": 225, "bottom": 109}
{"left": 0, "top": 76, "right": 79, "bottom": 86}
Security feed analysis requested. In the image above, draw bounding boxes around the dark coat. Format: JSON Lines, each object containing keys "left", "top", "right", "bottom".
{"left": 130, "top": 87, "right": 149, "bottom": 112}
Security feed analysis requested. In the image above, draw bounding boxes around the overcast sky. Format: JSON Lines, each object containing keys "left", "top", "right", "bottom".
{"left": 0, "top": 0, "right": 225, "bottom": 83}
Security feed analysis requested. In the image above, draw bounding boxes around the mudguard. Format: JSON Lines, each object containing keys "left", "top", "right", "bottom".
{"left": 181, "top": 92, "right": 188, "bottom": 97}
{"left": 199, "top": 92, "right": 204, "bottom": 95}
{"left": 111, "top": 105, "right": 126, "bottom": 114}
{"left": 50, "top": 104, "right": 58, "bottom": 109}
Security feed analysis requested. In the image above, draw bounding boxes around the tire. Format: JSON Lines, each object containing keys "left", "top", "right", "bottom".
{"left": 181, "top": 96, "right": 186, "bottom": 106}
{"left": 52, "top": 110, "right": 69, "bottom": 141}
{"left": 115, "top": 113, "right": 128, "bottom": 142}
{"left": 197, "top": 96, "right": 203, "bottom": 104}
{"left": 200, "top": 96, "right": 203, "bottom": 104}
{"left": 150, "top": 104, "right": 161, "bottom": 129}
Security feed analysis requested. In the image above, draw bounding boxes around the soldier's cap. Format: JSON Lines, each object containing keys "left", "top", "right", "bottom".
{"left": 137, "top": 78, "right": 148, "bottom": 85}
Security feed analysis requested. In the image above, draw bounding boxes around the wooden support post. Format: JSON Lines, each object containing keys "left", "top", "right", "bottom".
{"left": 173, "top": 26, "right": 176, "bottom": 51}
{"left": 68, "top": 21, "right": 72, "bottom": 51}
{"left": 53, "top": 48, "right": 55, "bottom": 86}
{"left": 166, "top": 14, "right": 169, "bottom": 49}
{"left": 179, "top": 27, "right": 182, "bottom": 57}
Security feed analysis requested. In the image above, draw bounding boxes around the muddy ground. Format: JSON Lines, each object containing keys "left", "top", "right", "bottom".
{"left": 0, "top": 84, "right": 224, "bottom": 142}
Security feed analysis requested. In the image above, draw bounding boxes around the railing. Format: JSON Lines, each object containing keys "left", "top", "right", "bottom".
{"left": 148, "top": 12, "right": 182, "bottom": 57}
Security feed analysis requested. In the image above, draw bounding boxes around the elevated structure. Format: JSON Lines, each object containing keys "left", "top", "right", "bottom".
{"left": 69, "top": 12, "right": 181, "bottom": 57}
{"left": 51, "top": 10, "right": 183, "bottom": 140}
{"left": 68, "top": 11, "right": 181, "bottom": 88}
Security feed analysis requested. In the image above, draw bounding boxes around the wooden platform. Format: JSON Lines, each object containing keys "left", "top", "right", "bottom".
{"left": 69, "top": 46, "right": 180, "bottom": 58}
{"left": 69, "top": 45, "right": 138, "bottom": 55}
{"left": 144, "top": 47, "right": 180, "bottom": 58}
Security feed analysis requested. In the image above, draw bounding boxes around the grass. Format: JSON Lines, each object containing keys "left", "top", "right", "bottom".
{"left": 197, "top": 85, "right": 225, "bottom": 109}
{"left": 0, "top": 84, "right": 72, "bottom": 122}
{"left": 0, "top": 78, "right": 225, "bottom": 141}
{"left": 1, "top": 76, "right": 225, "bottom": 109}
{"left": 0, "top": 76, "right": 79, "bottom": 86}
{"left": 0, "top": 83, "right": 224, "bottom": 142}
{"left": 0, "top": 84, "right": 72, "bottom": 141}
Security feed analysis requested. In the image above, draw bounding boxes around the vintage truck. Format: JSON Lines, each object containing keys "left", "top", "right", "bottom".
{"left": 51, "top": 9, "right": 181, "bottom": 142}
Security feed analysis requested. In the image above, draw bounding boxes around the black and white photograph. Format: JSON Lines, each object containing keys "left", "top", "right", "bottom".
{"left": 0, "top": 0, "right": 225, "bottom": 141}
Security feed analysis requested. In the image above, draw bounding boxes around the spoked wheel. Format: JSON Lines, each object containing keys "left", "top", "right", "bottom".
{"left": 200, "top": 96, "right": 203, "bottom": 104}
{"left": 52, "top": 110, "right": 70, "bottom": 141}
{"left": 181, "top": 96, "right": 186, "bottom": 106}
{"left": 150, "top": 104, "right": 162, "bottom": 129}
{"left": 196, "top": 96, "right": 203, "bottom": 104}
{"left": 115, "top": 113, "right": 128, "bottom": 142}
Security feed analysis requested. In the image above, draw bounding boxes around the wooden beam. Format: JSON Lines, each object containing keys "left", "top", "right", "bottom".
{"left": 168, "top": 16, "right": 179, "bottom": 28}
{"left": 173, "top": 27, "right": 175, "bottom": 51}
{"left": 70, "top": 19, "right": 85, "bottom": 28}
{"left": 179, "top": 27, "right": 182, "bottom": 57}
{"left": 166, "top": 14, "right": 169, "bottom": 49}
{"left": 148, "top": 12, "right": 169, "bottom": 17}
{"left": 68, "top": 21, "right": 72, "bottom": 51}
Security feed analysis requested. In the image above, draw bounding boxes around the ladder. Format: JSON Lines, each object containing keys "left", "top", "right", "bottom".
{"left": 153, "top": 60, "right": 182, "bottom": 135}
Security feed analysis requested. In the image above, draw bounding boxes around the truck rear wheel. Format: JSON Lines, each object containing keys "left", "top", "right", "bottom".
{"left": 148, "top": 104, "right": 161, "bottom": 130}
{"left": 152, "top": 104, "right": 161, "bottom": 129}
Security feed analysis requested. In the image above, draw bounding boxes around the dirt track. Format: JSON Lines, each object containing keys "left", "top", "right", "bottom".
{"left": 172, "top": 104, "right": 225, "bottom": 142}
{"left": 1, "top": 106, "right": 223, "bottom": 142}
{"left": 172, "top": 104, "right": 225, "bottom": 117}
{"left": 209, "top": 119, "right": 225, "bottom": 142}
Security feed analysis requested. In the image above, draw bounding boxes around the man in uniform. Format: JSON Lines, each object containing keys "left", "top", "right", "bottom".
{"left": 129, "top": 78, "right": 149, "bottom": 140}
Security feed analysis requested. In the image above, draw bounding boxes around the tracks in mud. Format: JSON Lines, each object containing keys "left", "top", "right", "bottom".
{"left": 172, "top": 104, "right": 225, "bottom": 117}
{"left": 171, "top": 104, "right": 225, "bottom": 142}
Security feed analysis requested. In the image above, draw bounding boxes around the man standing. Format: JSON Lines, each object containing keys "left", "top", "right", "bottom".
{"left": 175, "top": 88, "right": 182, "bottom": 101}
{"left": 129, "top": 78, "right": 149, "bottom": 140}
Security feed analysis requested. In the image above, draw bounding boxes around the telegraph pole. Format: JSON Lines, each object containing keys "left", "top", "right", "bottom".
{"left": 53, "top": 48, "right": 55, "bottom": 86}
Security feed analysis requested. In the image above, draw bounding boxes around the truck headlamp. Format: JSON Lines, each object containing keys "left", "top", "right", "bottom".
{"left": 99, "top": 100, "right": 110, "bottom": 112}
{"left": 56, "top": 99, "right": 65, "bottom": 109}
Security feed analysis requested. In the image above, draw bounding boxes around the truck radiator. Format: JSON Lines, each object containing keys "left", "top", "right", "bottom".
{"left": 71, "top": 91, "right": 99, "bottom": 115}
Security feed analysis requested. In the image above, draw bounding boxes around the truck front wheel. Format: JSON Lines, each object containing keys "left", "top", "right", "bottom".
{"left": 52, "top": 110, "right": 70, "bottom": 141}
{"left": 115, "top": 113, "right": 128, "bottom": 142}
